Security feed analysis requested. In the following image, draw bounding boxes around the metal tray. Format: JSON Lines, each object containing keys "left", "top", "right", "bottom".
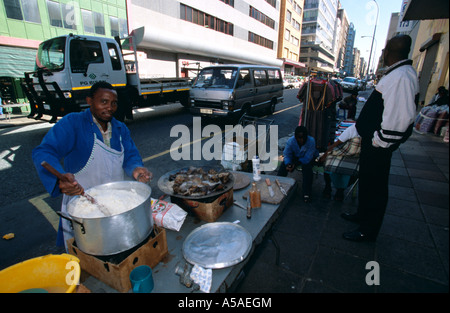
{"left": 182, "top": 222, "right": 253, "bottom": 269}
{"left": 157, "top": 165, "right": 235, "bottom": 200}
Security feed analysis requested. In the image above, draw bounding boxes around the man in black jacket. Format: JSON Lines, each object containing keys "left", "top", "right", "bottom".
{"left": 341, "top": 35, "right": 419, "bottom": 242}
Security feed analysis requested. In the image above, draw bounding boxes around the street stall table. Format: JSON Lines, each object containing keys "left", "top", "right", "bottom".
{"left": 81, "top": 172, "right": 296, "bottom": 293}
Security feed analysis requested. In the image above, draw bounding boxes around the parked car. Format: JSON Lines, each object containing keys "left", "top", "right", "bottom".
{"left": 283, "top": 76, "right": 301, "bottom": 89}
{"left": 340, "top": 77, "right": 359, "bottom": 91}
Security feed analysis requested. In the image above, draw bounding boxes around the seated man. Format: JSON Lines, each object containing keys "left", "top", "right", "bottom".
{"left": 277, "top": 126, "right": 319, "bottom": 202}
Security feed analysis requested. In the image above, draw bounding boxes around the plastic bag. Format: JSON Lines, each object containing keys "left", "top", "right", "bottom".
{"left": 151, "top": 198, "right": 187, "bottom": 231}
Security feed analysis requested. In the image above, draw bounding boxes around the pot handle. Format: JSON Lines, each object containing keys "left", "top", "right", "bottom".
{"left": 56, "top": 211, "right": 86, "bottom": 234}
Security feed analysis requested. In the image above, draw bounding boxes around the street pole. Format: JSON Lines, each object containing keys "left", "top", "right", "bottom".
{"left": 366, "top": 0, "right": 379, "bottom": 80}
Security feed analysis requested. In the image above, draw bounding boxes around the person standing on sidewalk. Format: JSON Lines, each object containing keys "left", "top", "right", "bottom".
{"left": 341, "top": 35, "right": 419, "bottom": 242}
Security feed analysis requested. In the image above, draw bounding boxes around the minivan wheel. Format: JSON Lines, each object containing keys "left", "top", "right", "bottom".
{"left": 266, "top": 99, "right": 276, "bottom": 115}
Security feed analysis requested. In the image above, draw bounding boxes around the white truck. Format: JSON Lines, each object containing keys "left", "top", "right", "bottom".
{"left": 23, "top": 33, "right": 191, "bottom": 121}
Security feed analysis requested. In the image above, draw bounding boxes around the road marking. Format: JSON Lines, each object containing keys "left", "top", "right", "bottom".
{"left": 29, "top": 193, "right": 59, "bottom": 232}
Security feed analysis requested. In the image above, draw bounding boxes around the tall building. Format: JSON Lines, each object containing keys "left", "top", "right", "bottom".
{"left": 299, "top": 0, "right": 339, "bottom": 74}
{"left": 334, "top": 7, "right": 349, "bottom": 75}
{"left": 127, "top": 0, "right": 283, "bottom": 78}
{"left": 0, "top": 0, "right": 127, "bottom": 103}
{"left": 342, "top": 22, "right": 355, "bottom": 76}
{"left": 277, "top": 0, "right": 306, "bottom": 75}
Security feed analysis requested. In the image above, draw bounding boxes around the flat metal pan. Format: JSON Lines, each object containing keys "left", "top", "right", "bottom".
{"left": 157, "top": 165, "right": 235, "bottom": 200}
{"left": 182, "top": 222, "right": 253, "bottom": 269}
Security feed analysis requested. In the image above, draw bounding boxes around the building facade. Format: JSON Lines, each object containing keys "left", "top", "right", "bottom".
{"left": 277, "top": 0, "right": 305, "bottom": 75}
{"left": 126, "top": 0, "right": 283, "bottom": 78}
{"left": 0, "top": 0, "right": 127, "bottom": 103}
{"left": 299, "top": 0, "right": 339, "bottom": 74}
{"left": 342, "top": 22, "right": 355, "bottom": 76}
{"left": 334, "top": 7, "right": 349, "bottom": 74}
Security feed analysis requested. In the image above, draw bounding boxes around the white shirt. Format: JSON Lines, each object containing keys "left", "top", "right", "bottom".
{"left": 338, "top": 124, "right": 359, "bottom": 143}
{"left": 372, "top": 60, "right": 419, "bottom": 148}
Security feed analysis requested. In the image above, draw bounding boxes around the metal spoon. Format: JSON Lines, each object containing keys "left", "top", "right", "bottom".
{"left": 40, "top": 161, "right": 111, "bottom": 216}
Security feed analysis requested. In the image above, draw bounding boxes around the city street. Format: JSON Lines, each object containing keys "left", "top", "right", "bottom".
{"left": 1, "top": 87, "right": 448, "bottom": 294}
{"left": 0, "top": 88, "right": 303, "bottom": 270}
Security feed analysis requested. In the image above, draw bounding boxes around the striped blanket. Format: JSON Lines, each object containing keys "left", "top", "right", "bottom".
{"left": 324, "top": 137, "right": 361, "bottom": 176}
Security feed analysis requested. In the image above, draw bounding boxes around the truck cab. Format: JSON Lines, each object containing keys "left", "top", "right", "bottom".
{"left": 24, "top": 34, "right": 126, "bottom": 119}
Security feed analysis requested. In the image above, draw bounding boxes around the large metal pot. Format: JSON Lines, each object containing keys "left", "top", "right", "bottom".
{"left": 59, "top": 181, "right": 153, "bottom": 256}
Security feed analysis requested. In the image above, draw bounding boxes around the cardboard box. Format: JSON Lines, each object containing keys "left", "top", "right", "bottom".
{"left": 67, "top": 225, "right": 168, "bottom": 293}
{"left": 171, "top": 189, "right": 233, "bottom": 222}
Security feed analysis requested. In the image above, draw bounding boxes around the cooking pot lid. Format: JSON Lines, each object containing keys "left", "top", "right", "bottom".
{"left": 182, "top": 222, "right": 252, "bottom": 269}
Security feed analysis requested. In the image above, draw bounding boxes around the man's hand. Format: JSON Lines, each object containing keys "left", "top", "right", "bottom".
{"left": 133, "top": 167, "right": 153, "bottom": 183}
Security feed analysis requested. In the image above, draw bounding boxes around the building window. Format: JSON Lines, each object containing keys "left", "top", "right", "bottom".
{"left": 248, "top": 32, "right": 274, "bottom": 50}
{"left": 286, "top": 10, "right": 292, "bottom": 23}
{"left": 294, "top": 1, "right": 302, "bottom": 15}
{"left": 93, "top": 12, "right": 105, "bottom": 35}
{"left": 284, "top": 29, "right": 290, "bottom": 41}
{"left": 181, "top": 4, "right": 233, "bottom": 36}
{"left": 4, "top": 0, "right": 41, "bottom": 23}
{"left": 81, "top": 9, "right": 105, "bottom": 35}
{"left": 81, "top": 9, "right": 94, "bottom": 33}
{"left": 219, "top": 0, "right": 234, "bottom": 7}
{"left": 265, "top": 0, "right": 276, "bottom": 8}
{"left": 249, "top": 6, "right": 275, "bottom": 29}
{"left": 110, "top": 16, "right": 128, "bottom": 38}
{"left": 46, "top": 0, "right": 76, "bottom": 29}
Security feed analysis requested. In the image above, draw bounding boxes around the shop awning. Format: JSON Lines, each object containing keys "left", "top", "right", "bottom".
{"left": 282, "top": 58, "right": 306, "bottom": 68}
{"left": 402, "top": 0, "right": 449, "bottom": 21}
{"left": 0, "top": 45, "right": 37, "bottom": 78}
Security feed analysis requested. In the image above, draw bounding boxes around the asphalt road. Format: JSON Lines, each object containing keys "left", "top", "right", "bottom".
{"left": 0, "top": 88, "right": 305, "bottom": 270}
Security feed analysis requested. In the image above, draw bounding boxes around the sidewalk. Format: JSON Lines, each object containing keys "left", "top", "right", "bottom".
{"left": 0, "top": 113, "right": 52, "bottom": 129}
{"left": 235, "top": 97, "right": 449, "bottom": 293}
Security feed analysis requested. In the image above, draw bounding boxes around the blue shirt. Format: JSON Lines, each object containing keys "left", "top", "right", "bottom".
{"left": 283, "top": 135, "right": 319, "bottom": 165}
{"left": 32, "top": 109, "right": 144, "bottom": 197}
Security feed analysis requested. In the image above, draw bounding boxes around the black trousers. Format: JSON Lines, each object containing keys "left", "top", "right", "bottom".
{"left": 277, "top": 160, "right": 313, "bottom": 196}
{"left": 357, "top": 140, "right": 392, "bottom": 238}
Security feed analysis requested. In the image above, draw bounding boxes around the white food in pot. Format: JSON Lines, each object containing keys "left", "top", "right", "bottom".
{"left": 69, "top": 188, "right": 146, "bottom": 218}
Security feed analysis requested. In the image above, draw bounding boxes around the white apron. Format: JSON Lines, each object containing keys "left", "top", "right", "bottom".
{"left": 58, "top": 134, "right": 125, "bottom": 249}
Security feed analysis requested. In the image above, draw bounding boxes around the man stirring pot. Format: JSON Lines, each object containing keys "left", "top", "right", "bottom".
{"left": 32, "top": 81, "right": 152, "bottom": 249}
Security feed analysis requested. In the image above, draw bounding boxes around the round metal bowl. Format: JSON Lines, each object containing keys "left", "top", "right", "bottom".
{"left": 182, "top": 222, "right": 253, "bottom": 269}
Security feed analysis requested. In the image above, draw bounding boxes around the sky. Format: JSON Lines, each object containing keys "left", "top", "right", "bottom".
{"left": 338, "top": 0, "right": 405, "bottom": 72}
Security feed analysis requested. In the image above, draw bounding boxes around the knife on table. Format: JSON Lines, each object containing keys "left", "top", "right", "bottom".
{"left": 275, "top": 179, "right": 287, "bottom": 196}
{"left": 265, "top": 178, "right": 275, "bottom": 197}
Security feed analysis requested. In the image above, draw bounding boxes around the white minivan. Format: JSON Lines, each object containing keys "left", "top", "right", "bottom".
{"left": 189, "top": 64, "right": 284, "bottom": 119}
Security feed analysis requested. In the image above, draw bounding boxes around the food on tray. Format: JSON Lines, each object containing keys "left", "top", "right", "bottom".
{"left": 168, "top": 167, "right": 231, "bottom": 197}
{"left": 69, "top": 188, "right": 146, "bottom": 218}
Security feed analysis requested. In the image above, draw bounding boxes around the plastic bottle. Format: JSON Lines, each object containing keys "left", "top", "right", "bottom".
{"left": 249, "top": 182, "right": 261, "bottom": 209}
{"left": 252, "top": 156, "right": 261, "bottom": 181}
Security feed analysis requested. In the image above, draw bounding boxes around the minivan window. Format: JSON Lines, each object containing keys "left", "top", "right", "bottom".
{"left": 236, "top": 69, "right": 252, "bottom": 89}
{"left": 253, "top": 70, "right": 268, "bottom": 86}
{"left": 192, "top": 68, "right": 238, "bottom": 89}
{"left": 268, "top": 69, "right": 282, "bottom": 84}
